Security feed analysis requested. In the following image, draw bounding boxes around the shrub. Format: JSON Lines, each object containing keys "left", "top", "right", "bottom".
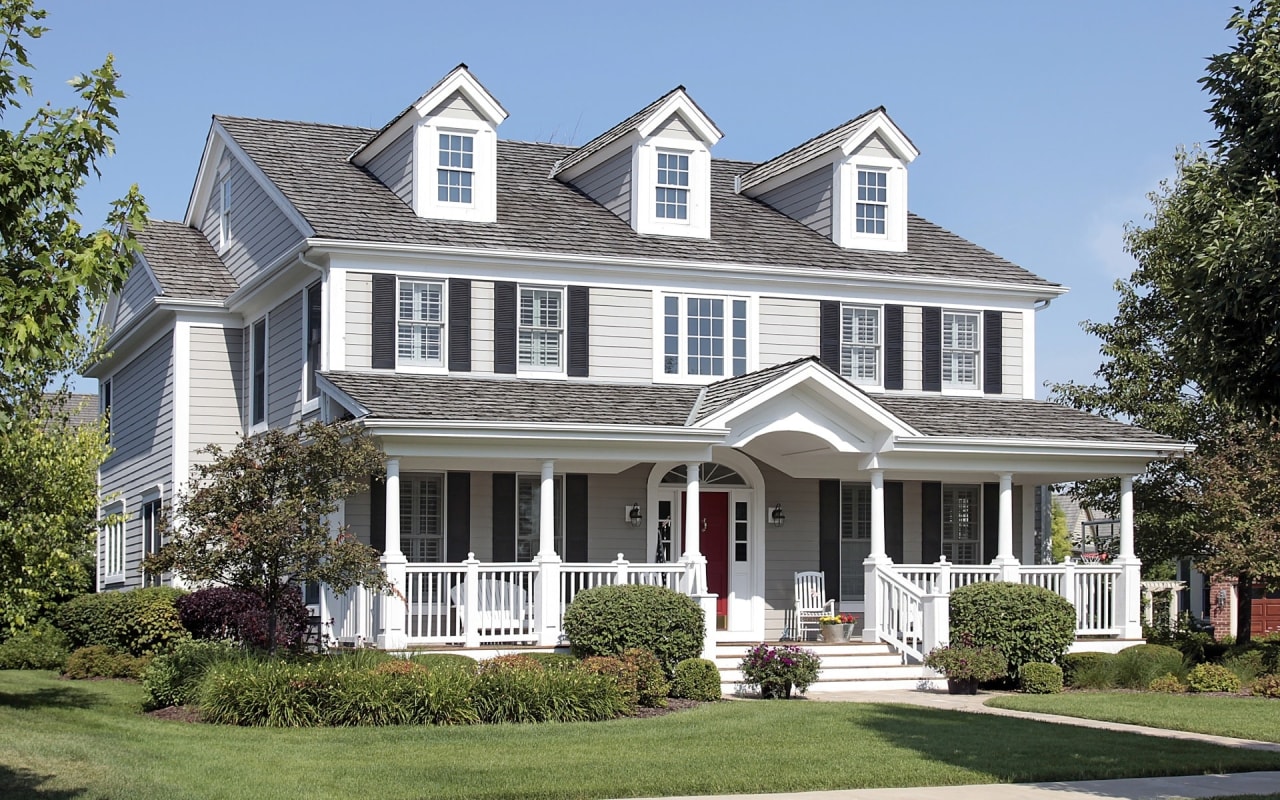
{"left": 473, "top": 661, "right": 626, "bottom": 723}
{"left": 562, "top": 584, "right": 704, "bottom": 674}
{"left": 1252, "top": 673, "right": 1280, "bottom": 698}
{"left": 1186, "top": 662, "right": 1242, "bottom": 693}
{"left": 522, "top": 652, "right": 580, "bottom": 671}
{"left": 924, "top": 638, "right": 1007, "bottom": 683}
{"left": 1223, "top": 649, "right": 1267, "bottom": 686}
{"left": 739, "top": 644, "right": 821, "bottom": 697}
{"left": 0, "top": 623, "right": 69, "bottom": 670}
{"left": 621, "top": 648, "right": 668, "bottom": 707}
{"left": 671, "top": 658, "right": 721, "bottom": 701}
{"left": 1018, "top": 662, "right": 1064, "bottom": 694}
{"left": 54, "top": 588, "right": 188, "bottom": 656}
{"left": 579, "top": 656, "right": 639, "bottom": 712}
{"left": 1113, "top": 644, "right": 1185, "bottom": 689}
{"left": 177, "top": 586, "right": 308, "bottom": 651}
{"left": 64, "top": 645, "right": 151, "bottom": 680}
{"left": 1061, "top": 652, "right": 1116, "bottom": 689}
{"left": 53, "top": 592, "right": 128, "bottom": 649}
{"left": 409, "top": 652, "right": 477, "bottom": 674}
{"left": 477, "top": 653, "right": 543, "bottom": 674}
{"left": 948, "top": 583, "right": 1075, "bottom": 679}
{"left": 1149, "top": 673, "right": 1187, "bottom": 693}
{"left": 142, "top": 639, "right": 244, "bottom": 710}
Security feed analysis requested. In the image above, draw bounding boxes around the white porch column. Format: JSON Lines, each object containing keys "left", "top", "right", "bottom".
{"left": 993, "top": 473, "right": 1020, "bottom": 581}
{"left": 534, "top": 459, "right": 562, "bottom": 646}
{"left": 863, "top": 469, "right": 892, "bottom": 643}
{"left": 682, "top": 462, "right": 706, "bottom": 595}
{"left": 1115, "top": 475, "right": 1144, "bottom": 639}
{"left": 869, "top": 469, "right": 887, "bottom": 560}
{"left": 378, "top": 458, "right": 407, "bottom": 650}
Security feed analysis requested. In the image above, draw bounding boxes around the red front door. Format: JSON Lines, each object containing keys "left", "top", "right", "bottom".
{"left": 683, "top": 492, "right": 730, "bottom": 624}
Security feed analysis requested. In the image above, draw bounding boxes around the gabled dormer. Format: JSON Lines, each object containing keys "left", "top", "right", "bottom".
{"left": 352, "top": 64, "right": 508, "bottom": 223}
{"left": 739, "top": 107, "right": 918, "bottom": 252}
{"left": 553, "top": 87, "right": 722, "bottom": 239}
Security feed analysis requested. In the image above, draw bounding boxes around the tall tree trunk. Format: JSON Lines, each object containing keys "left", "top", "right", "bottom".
{"left": 1237, "top": 572, "right": 1253, "bottom": 646}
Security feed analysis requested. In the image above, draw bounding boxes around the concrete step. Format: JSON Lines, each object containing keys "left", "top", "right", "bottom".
{"left": 713, "top": 640, "right": 936, "bottom": 694}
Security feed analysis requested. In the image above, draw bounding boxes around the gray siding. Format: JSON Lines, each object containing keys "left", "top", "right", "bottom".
{"left": 431, "top": 90, "right": 483, "bottom": 121}
{"left": 761, "top": 464, "right": 819, "bottom": 640}
{"left": 346, "top": 272, "right": 373, "bottom": 370}
{"left": 188, "top": 326, "right": 244, "bottom": 468}
{"left": 114, "top": 265, "right": 157, "bottom": 334}
{"left": 901, "top": 481, "right": 924, "bottom": 563}
{"left": 1002, "top": 311, "right": 1024, "bottom": 398}
{"left": 758, "top": 166, "right": 833, "bottom": 238}
{"left": 652, "top": 113, "right": 697, "bottom": 141}
{"left": 584, "top": 465, "right": 649, "bottom": 561}
{"left": 902, "top": 305, "right": 923, "bottom": 391}
{"left": 469, "top": 474, "right": 493, "bottom": 562}
{"left": 200, "top": 150, "right": 304, "bottom": 285}
{"left": 471, "top": 281, "right": 495, "bottom": 373}
{"left": 366, "top": 128, "right": 413, "bottom": 206}
{"left": 99, "top": 332, "right": 174, "bottom": 590}
{"left": 267, "top": 290, "right": 304, "bottom": 427}
{"left": 759, "top": 297, "right": 820, "bottom": 368}
{"left": 588, "top": 287, "right": 651, "bottom": 381}
{"left": 853, "top": 133, "right": 893, "bottom": 159}
{"left": 569, "top": 149, "right": 632, "bottom": 223}
{"left": 345, "top": 489, "right": 372, "bottom": 548}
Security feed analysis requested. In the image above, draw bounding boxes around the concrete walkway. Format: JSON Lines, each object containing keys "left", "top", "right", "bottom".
{"left": 627, "top": 690, "right": 1280, "bottom": 800}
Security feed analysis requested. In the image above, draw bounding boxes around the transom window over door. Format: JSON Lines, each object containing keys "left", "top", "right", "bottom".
{"left": 942, "top": 311, "right": 980, "bottom": 388}
{"left": 662, "top": 295, "right": 748, "bottom": 379}
{"left": 518, "top": 287, "right": 563, "bottom": 370}
{"left": 438, "top": 133, "right": 474, "bottom": 204}
{"left": 655, "top": 151, "right": 689, "bottom": 220}
{"left": 856, "top": 168, "right": 887, "bottom": 235}
{"left": 399, "top": 475, "right": 444, "bottom": 563}
{"left": 398, "top": 280, "right": 445, "bottom": 366}
{"left": 841, "top": 305, "right": 880, "bottom": 384}
{"left": 942, "top": 485, "right": 981, "bottom": 564}
{"left": 840, "top": 483, "right": 872, "bottom": 601}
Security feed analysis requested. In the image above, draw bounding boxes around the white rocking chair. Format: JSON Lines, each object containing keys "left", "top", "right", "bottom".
{"left": 793, "top": 571, "right": 836, "bottom": 641}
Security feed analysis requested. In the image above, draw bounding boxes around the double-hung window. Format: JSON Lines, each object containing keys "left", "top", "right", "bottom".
{"left": 518, "top": 287, "right": 563, "bottom": 370}
{"left": 662, "top": 294, "right": 748, "bottom": 379}
{"left": 841, "top": 305, "right": 880, "bottom": 384}
{"left": 840, "top": 483, "right": 873, "bottom": 601}
{"left": 397, "top": 280, "right": 445, "bottom": 367}
{"left": 655, "top": 151, "right": 690, "bottom": 220}
{"left": 855, "top": 168, "right": 888, "bottom": 235}
{"left": 218, "top": 176, "right": 232, "bottom": 250}
{"left": 304, "top": 282, "right": 322, "bottom": 402}
{"left": 437, "top": 133, "right": 474, "bottom": 204}
{"left": 942, "top": 310, "right": 980, "bottom": 388}
{"left": 942, "top": 485, "right": 981, "bottom": 564}
{"left": 250, "top": 317, "right": 267, "bottom": 427}
{"left": 399, "top": 475, "right": 444, "bottom": 563}
{"left": 516, "top": 475, "right": 563, "bottom": 562}
{"left": 142, "top": 497, "right": 163, "bottom": 587}
{"left": 101, "top": 379, "right": 112, "bottom": 444}
{"left": 101, "top": 502, "right": 125, "bottom": 583}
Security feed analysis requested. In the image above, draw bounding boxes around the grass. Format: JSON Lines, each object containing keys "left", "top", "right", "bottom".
{"left": 987, "top": 692, "right": 1280, "bottom": 743}
{"left": 5, "top": 671, "right": 1280, "bottom": 799}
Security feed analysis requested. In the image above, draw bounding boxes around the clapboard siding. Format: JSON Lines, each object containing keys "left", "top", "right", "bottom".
{"left": 762, "top": 464, "right": 820, "bottom": 640}
{"left": 366, "top": 128, "right": 413, "bottom": 206}
{"left": 588, "top": 287, "right": 651, "bottom": 381}
{"left": 757, "top": 166, "right": 833, "bottom": 238}
{"left": 100, "top": 332, "right": 174, "bottom": 590}
{"left": 432, "top": 90, "right": 483, "bottom": 121}
{"left": 188, "top": 326, "right": 243, "bottom": 468}
{"left": 902, "top": 305, "right": 923, "bottom": 391}
{"left": 1002, "top": 311, "right": 1024, "bottom": 398}
{"left": 570, "top": 149, "right": 632, "bottom": 223}
{"left": 267, "top": 290, "right": 304, "bottom": 427}
{"left": 900, "top": 481, "right": 924, "bottom": 563}
{"left": 853, "top": 133, "right": 893, "bottom": 159}
{"left": 469, "top": 473, "right": 494, "bottom": 562}
{"left": 346, "top": 272, "right": 373, "bottom": 370}
{"left": 584, "top": 465, "right": 649, "bottom": 561}
{"left": 345, "top": 488, "right": 372, "bottom": 547}
{"left": 759, "top": 297, "right": 820, "bottom": 368}
{"left": 200, "top": 150, "right": 303, "bottom": 285}
{"left": 471, "top": 281, "right": 495, "bottom": 373}
{"left": 114, "top": 266, "right": 157, "bottom": 333}
{"left": 652, "top": 113, "right": 697, "bottom": 141}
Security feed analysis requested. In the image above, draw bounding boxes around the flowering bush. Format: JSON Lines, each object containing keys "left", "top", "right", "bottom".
{"left": 818, "top": 613, "right": 859, "bottom": 626}
{"left": 923, "top": 636, "right": 1007, "bottom": 682}
{"left": 738, "top": 643, "right": 820, "bottom": 696}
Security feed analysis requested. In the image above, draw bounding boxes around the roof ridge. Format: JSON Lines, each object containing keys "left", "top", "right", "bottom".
{"left": 216, "top": 114, "right": 375, "bottom": 134}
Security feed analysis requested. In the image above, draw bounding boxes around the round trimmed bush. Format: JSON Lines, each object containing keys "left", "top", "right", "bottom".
{"left": 0, "top": 623, "right": 69, "bottom": 670}
{"left": 1018, "top": 661, "right": 1063, "bottom": 694}
{"left": 1113, "top": 644, "right": 1185, "bottom": 689}
{"left": 949, "top": 582, "right": 1075, "bottom": 678}
{"left": 562, "top": 584, "right": 704, "bottom": 674}
{"left": 621, "top": 648, "right": 668, "bottom": 707}
{"left": 1061, "top": 652, "right": 1116, "bottom": 689}
{"left": 1186, "top": 662, "right": 1241, "bottom": 693}
{"left": 671, "top": 658, "right": 722, "bottom": 701}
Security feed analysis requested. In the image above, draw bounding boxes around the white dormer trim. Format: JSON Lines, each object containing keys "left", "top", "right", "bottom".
{"left": 833, "top": 154, "right": 909, "bottom": 252}
{"left": 636, "top": 95, "right": 723, "bottom": 144}
{"left": 839, "top": 110, "right": 919, "bottom": 163}
{"left": 633, "top": 135, "right": 712, "bottom": 239}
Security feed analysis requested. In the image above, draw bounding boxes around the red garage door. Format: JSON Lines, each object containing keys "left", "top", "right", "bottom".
{"left": 1251, "top": 588, "right": 1280, "bottom": 637}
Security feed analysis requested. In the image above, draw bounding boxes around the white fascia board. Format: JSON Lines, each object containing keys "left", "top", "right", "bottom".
{"left": 839, "top": 111, "right": 919, "bottom": 163}
{"left": 212, "top": 121, "right": 315, "bottom": 237}
{"left": 894, "top": 436, "right": 1190, "bottom": 459}
{"left": 363, "top": 422, "right": 722, "bottom": 462}
{"left": 316, "top": 374, "right": 369, "bottom": 418}
{"left": 307, "top": 239, "right": 1069, "bottom": 302}
{"left": 635, "top": 90, "right": 723, "bottom": 145}
{"left": 183, "top": 123, "right": 222, "bottom": 227}
{"left": 362, "top": 419, "right": 725, "bottom": 442}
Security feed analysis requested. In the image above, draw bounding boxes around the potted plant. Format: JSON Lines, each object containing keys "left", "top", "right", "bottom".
{"left": 739, "top": 643, "right": 821, "bottom": 698}
{"left": 818, "top": 613, "right": 859, "bottom": 643}
{"left": 923, "top": 636, "right": 1007, "bottom": 694}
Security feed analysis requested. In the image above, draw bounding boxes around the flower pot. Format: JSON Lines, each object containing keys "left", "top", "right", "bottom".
{"left": 760, "top": 680, "right": 793, "bottom": 699}
{"left": 819, "top": 623, "right": 847, "bottom": 643}
{"left": 947, "top": 677, "right": 979, "bottom": 695}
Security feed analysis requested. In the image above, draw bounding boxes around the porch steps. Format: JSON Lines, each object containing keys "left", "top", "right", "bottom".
{"left": 712, "top": 641, "right": 939, "bottom": 694}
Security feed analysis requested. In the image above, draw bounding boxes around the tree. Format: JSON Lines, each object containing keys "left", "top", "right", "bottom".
{"left": 144, "top": 421, "right": 389, "bottom": 650}
{"left": 1049, "top": 499, "right": 1072, "bottom": 563}
{"left": 1116, "top": 1, "right": 1280, "bottom": 417}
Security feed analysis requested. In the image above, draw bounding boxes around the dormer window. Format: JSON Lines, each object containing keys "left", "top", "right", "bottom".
{"left": 855, "top": 169, "right": 888, "bottom": 235}
{"left": 656, "top": 151, "right": 690, "bottom": 221}
{"left": 437, "top": 133, "right": 474, "bottom": 204}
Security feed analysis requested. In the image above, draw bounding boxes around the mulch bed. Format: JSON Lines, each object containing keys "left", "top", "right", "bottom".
{"left": 147, "top": 705, "right": 202, "bottom": 723}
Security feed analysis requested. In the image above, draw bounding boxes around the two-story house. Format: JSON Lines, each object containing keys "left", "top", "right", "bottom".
{"left": 90, "top": 65, "right": 1184, "bottom": 660}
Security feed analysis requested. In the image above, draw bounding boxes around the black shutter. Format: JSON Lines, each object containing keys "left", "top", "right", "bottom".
{"left": 885, "top": 481, "right": 904, "bottom": 563}
{"left": 819, "top": 301, "right": 840, "bottom": 373}
{"left": 884, "top": 304, "right": 904, "bottom": 390}
{"left": 983, "top": 483, "right": 999, "bottom": 564}
{"left": 494, "top": 282, "right": 517, "bottom": 374}
{"left": 921, "top": 482, "right": 942, "bottom": 563}
{"left": 819, "top": 479, "right": 841, "bottom": 602}
{"left": 983, "top": 310, "right": 1003, "bottom": 395}
{"left": 565, "top": 474, "right": 589, "bottom": 561}
{"left": 448, "top": 278, "right": 472, "bottom": 373}
{"left": 370, "top": 475, "right": 386, "bottom": 554}
{"left": 446, "top": 472, "right": 470, "bottom": 561}
{"left": 922, "top": 306, "right": 941, "bottom": 392}
{"left": 492, "top": 473, "right": 516, "bottom": 561}
{"left": 372, "top": 274, "right": 396, "bottom": 370}
{"left": 567, "top": 286, "right": 590, "bottom": 378}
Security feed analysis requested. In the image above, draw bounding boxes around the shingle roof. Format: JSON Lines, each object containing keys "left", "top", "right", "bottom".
{"left": 551, "top": 87, "right": 685, "bottom": 176}
{"left": 213, "top": 115, "right": 1059, "bottom": 289}
{"left": 738, "top": 107, "right": 881, "bottom": 192}
{"left": 323, "top": 371, "right": 702, "bottom": 427}
{"left": 135, "top": 220, "right": 239, "bottom": 301}
{"left": 693, "top": 357, "right": 815, "bottom": 422}
{"left": 45, "top": 392, "right": 101, "bottom": 429}
{"left": 872, "top": 394, "right": 1182, "bottom": 445}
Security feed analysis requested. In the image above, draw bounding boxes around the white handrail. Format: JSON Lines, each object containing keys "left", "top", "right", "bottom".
{"left": 871, "top": 565, "right": 926, "bottom": 663}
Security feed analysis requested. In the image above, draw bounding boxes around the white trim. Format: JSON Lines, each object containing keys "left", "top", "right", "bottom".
{"left": 834, "top": 153, "right": 908, "bottom": 252}
{"left": 302, "top": 280, "right": 322, "bottom": 412}
{"left": 172, "top": 321, "right": 191, "bottom": 498}
{"left": 395, "top": 276, "right": 449, "bottom": 371}
{"left": 1022, "top": 307, "right": 1037, "bottom": 400}
{"left": 412, "top": 120, "right": 498, "bottom": 223}
{"left": 653, "top": 291, "right": 754, "bottom": 383}
{"left": 100, "top": 498, "right": 126, "bottom": 585}
{"left": 838, "top": 110, "right": 920, "bottom": 163}
{"left": 249, "top": 315, "right": 269, "bottom": 433}
{"left": 633, "top": 138, "right": 712, "bottom": 238}
{"left": 941, "top": 309, "right": 982, "bottom": 392}
{"left": 185, "top": 121, "right": 315, "bottom": 237}
{"left": 840, "top": 303, "right": 883, "bottom": 389}
{"left": 516, "top": 284, "right": 567, "bottom": 376}
{"left": 327, "top": 267, "right": 346, "bottom": 371}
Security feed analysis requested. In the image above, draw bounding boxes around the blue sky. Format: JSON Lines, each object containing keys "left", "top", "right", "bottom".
{"left": 39, "top": 0, "right": 1238, "bottom": 396}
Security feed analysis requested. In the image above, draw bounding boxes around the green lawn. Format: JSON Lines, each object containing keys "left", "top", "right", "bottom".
{"left": 987, "top": 692, "right": 1280, "bottom": 743}
{"left": 5, "top": 671, "right": 1280, "bottom": 800}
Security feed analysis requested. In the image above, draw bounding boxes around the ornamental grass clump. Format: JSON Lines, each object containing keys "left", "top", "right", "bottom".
{"left": 738, "top": 643, "right": 820, "bottom": 697}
